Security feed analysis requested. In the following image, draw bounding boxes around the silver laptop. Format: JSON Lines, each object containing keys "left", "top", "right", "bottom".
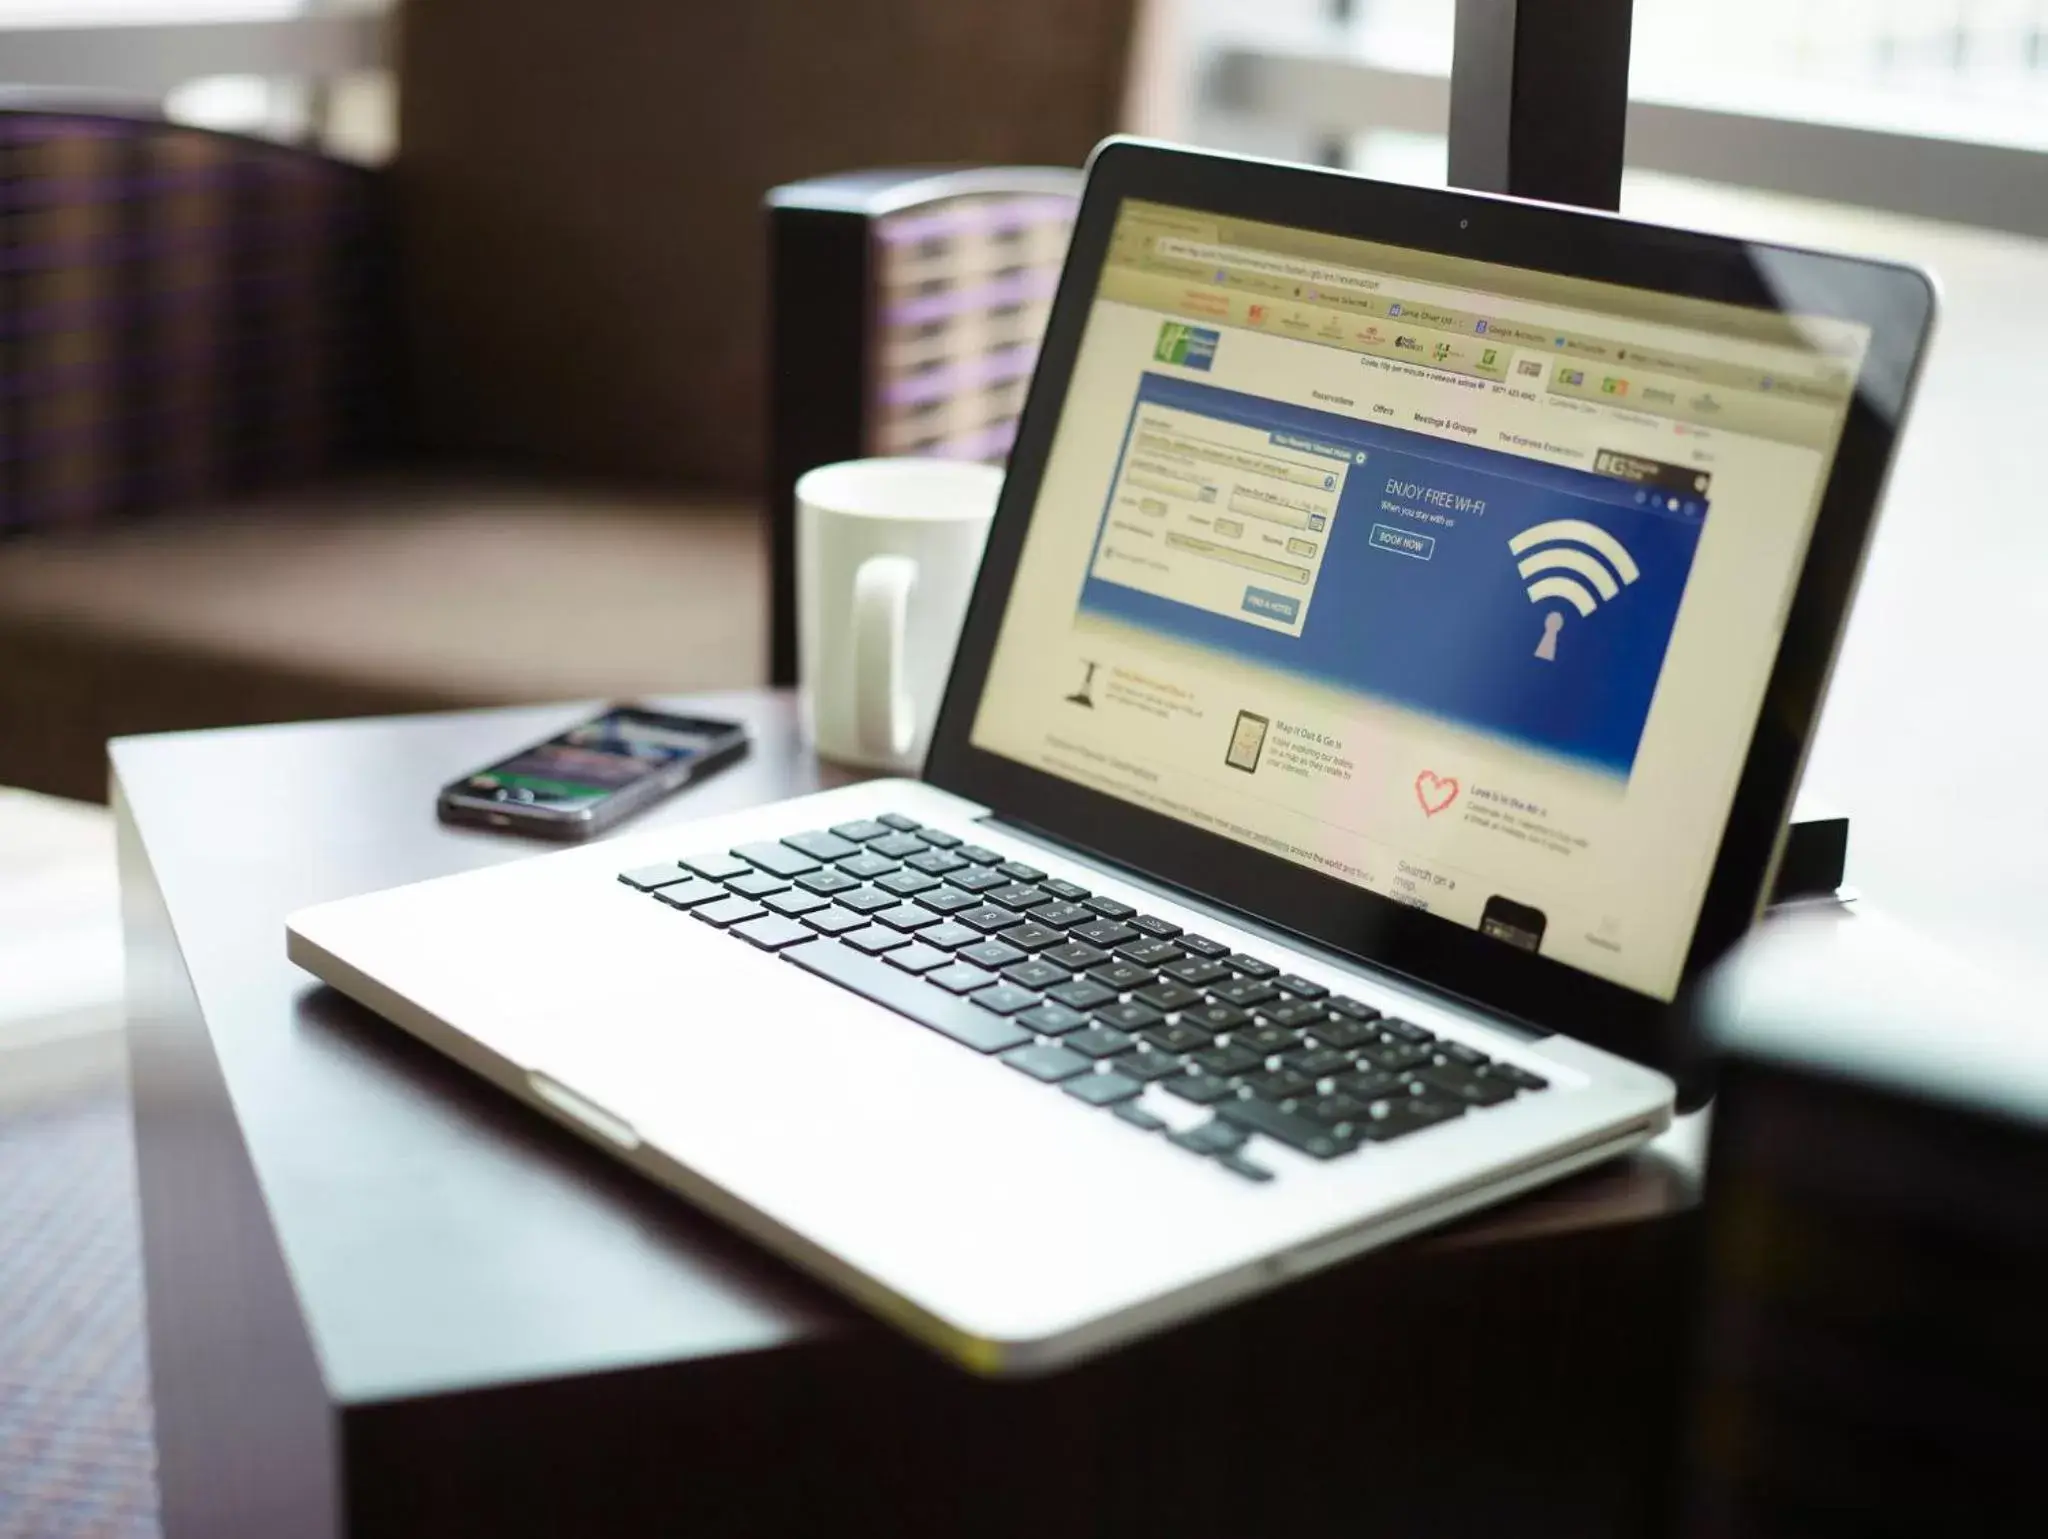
{"left": 288, "top": 141, "right": 1933, "bottom": 1374}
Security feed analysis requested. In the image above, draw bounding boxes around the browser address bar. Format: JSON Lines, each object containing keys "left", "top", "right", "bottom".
{"left": 1154, "top": 239, "right": 1385, "bottom": 294}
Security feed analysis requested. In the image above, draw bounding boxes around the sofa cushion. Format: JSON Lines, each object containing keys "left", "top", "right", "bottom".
{"left": 0, "top": 476, "right": 766, "bottom": 801}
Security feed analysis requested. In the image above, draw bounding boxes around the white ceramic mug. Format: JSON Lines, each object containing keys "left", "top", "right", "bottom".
{"left": 796, "top": 457, "right": 1003, "bottom": 773}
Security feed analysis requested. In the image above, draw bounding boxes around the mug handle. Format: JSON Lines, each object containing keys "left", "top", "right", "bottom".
{"left": 852, "top": 554, "right": 918, "bottom": 763}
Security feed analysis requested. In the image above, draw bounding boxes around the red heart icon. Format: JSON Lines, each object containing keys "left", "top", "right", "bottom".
{"left": 1415, "top": 771, "right": 1459, "bottom": 816}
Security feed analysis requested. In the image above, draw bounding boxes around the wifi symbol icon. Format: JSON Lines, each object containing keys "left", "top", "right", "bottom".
{"left": 1508, "top": 519, "right": 1640, "bottom": 662}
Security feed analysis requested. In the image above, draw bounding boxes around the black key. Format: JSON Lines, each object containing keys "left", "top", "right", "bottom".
{"left": 829, "top": 819, "right": 891, "bottom": 843}
{"left": 1003, "top": 959, "right": 1070, "bottom": 990}
{"left": 1003, "top": 1043, "right": 1091, "bottom": 1083}
{"left": 916, "top": 887, "right": 980, "bottom": 916}
{"left": 1329, "top": 995, "right": 1381, "bottom": 1021}
{"left": 1169, "top": 1118, "right": 1247, "bottom": 1156}
{"left": 1358, "top": 1096, "right": 1466, "bottom": 1141}
{"left": 1183, "top": 1002, "right": 1249, "bottom": 1034}
{"left": 1018, "top": 1002, "right": 1089, "bottom": 1036}
{"left": 884, "top": 942, "right": 950, "bottom": 975}
{"left": 1030, "top": 902, "right": 1092, "bottom": 930}
{"left": 955, "top": 844, "right": 1004, "bottom": 865}
{"left": 970, "top": 984, "right": 1040, "bottom": 1015}
{"left": 835, "top": 851, "right": 899, "bottom": 881}
{"left": 1379, "top": 1018, "right": 1436, "bottom": 1044}
{"left": 1487, "top": 1062, "right": 1550, "bottom": 1091}
{"left": 1265, "top": 999, "right": 1330, "bottom": 1031}
{"left": 1132, "top": 981, "right": 1202, "bottom": 1014}
{"left": 1116, "top": 1050, "right": 1185, "bottom": 1082}
{"left": 1093, "top": 1001, "right": 1163, "bottom": 1033}
{"left": 1177, "top": 934, "right": 1230, "bottom": 959}
{"left": 1218, "top": 1153, "right": 1275, "bottom": 1183}
{"left": 783, "top": 830, "right": 859, "bottom": 862}
{"left": 869, "top": 833, "right": 929, "bottom": 860}
{"left": 998, "top": 923, "right": 1064, "bottom": 953}
{"left": 988, "top": 882, "right": 1054, "bottom": 911}
{"left": 1072, "top": 919, "right": 1139, "bottom": 948}
{"left": 797, "top": 868, "right": 861, "bottom": 896}
{"left": 1333, "top": 1068, "right": 1405, "bottom": 1101}
{"left": 996, "top": 860, "right": 1046, "bottom": 882}
{"left": 1128, "top": 914, "right": 1183, "bottom": 939}
{"left": 957, "top": 905, "right": 1023, "bottom": 934}
{"left": 1164, "top": 1075, "right": 1237, "bottom": 1105}
{"left": 1437, "top": 1041, "right": 1491, "bottom": 1067}
{"left": 1415, "top": 1064, "right": 1516, "bottom": 1106}
{"left": 1241, "top": 1068, "right": 1314, "bottom": 1102}
{"left": 694, "top": 896, "right": 767, "bottom": 928}
{"left": 918, "top": 921, "right": 979, "bottom": 950}
{"left": 785, "top": 939, "right": 1034, "bottom": 1054}
{"left": 843, "top": 925, "right": 910, "bottom": 954}
{"left": 1193, "top": 1044, "right": 1261, "bottom": 1077}
{"left": 1227, "top": 954, "right": 1278, "bottom": 979}
{"left": 683, "top": 851, "right": 751, "bottom": 881}
{"left": 1089, "top": 962, "right": 1156, "bottom": 991}
{"left": 731, "top": 915, "right": 816, "bottom": 951}
{"left": 1083, "top": 896, "right": 1137, "bottom": 919}
{"left": 726, "top": 869, "right": 791, "bottom": 899}
{"left": 875, "top": 869, "right": 939, "bottom": 898}
{"left": 905, "top": 850, "right": 968, "bottom": 876}
{"left": 1283, "top": 1047, "right": 1353, "bottom": 1079}
{"left": 1046, "top": 978, "right": 1118, "bottom": 1012}
{"left": 927, "top": 962, "right": 996, "bottom": 995}
{"left": 1218, "top": 1098, "right": 1357, "bottom": 1159}
{"left": 947, "top": 866, "right": 1009, "bottom": 893}
{"left": 801, "top": 905, "right": 870, "bottom": 937}
{"left": 1213, "top": 979, "right": 1280, "bottom": 1009}
{"left": 916, "top": 828, "right": 963, "bottom": 849}
{"left": 1043, "top": 941, "right": 1109, "bottom": 972}
{"left": 1304, "top": 1092, "right": 1370, "bottom": 1126}
{"left": 651, "top": 878, "right": 727, "bottom": 910}
{"left": 1041, "top": 877, "right": 1091, "bottom": 902}
{"left": 837, "top": 885, "right": 898, "bottom": 913}
{"left": 874, "top": 903, "right": 939, "bottom": 932}
{"left": 1234, "top": 1024, "right": 1298, "bottom": 1056}
{"left": 1065, "top": 1026, "right": 1135, "bottom": 1060}
{"left": 1359, "top": 1041, "right": 1432, "bottom": 1073}
{"left": 763, "top": 887, "right": 830, "bottom": 917}
{"left": 1142, "top": 1021, "right": 1213, "bottom": 1054}
{"left": 1312, "top": 1015, "right": 1379, "bottom": 1050}
{"left": 1114, "top": 1102, "right": 1168, "bottom": 1132}
{"left": 1161, "top": 958, "right": 1232, "bottom": 988}
{"left": 620, "top": 862, "right": 693, "bottom": 891}
{"left": 960, "top": 940, "right": 1027, "bottom": 971}
{"left": 732, "top": 841, "right": 819, "bottom": 878}
{"left": 1117, "top": 939, "right": 1185, "bottom": 967}
{"left": 1275, "top": 974, "right": 1328, "bottom": 1001}
{"left": 877, "top": 812, "right": 922, "bottom": 831}
{"left": 1065, "top": 1071, "right": 1142, "bottom": 1107}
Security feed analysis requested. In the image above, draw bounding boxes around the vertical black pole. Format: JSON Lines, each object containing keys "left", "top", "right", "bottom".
{"left": 1447, "top": 0, "right": 1636, "bottom": 210}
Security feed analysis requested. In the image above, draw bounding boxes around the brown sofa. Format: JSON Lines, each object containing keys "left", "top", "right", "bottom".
{"left": 0, "top": 0, "right": 1139, "bottom": 802}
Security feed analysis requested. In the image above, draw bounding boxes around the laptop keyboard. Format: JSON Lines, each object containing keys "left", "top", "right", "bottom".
{"left": 619, "top": 813, "right": 1548, "bottom": 1183}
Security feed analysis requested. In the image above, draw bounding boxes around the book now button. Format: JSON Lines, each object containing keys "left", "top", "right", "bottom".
{"left": 1370, "top": 523, "right": 1436, "bottom": 560}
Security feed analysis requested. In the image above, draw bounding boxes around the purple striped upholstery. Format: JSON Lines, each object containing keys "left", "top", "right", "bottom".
{"left": 0, "top": 111, "right": 392, "bottom": 536}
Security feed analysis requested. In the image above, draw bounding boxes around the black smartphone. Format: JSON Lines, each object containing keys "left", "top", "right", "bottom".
{"left": 1479, "top": 895, "right": 1548, "bottom": 953}
{"left": 437, "top": 705, "right": 749, "bottom": 841}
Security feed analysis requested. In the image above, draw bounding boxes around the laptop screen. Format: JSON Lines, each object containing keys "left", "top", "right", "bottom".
{"left": 968, "top": 198, "right": 1871, "bottom": 1002}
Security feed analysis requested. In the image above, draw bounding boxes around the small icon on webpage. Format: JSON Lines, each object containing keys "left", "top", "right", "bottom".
{"left": 1388, "top": 302, "right": 1403, "bottom": 317}
{"left": 1474, "top": 319, "right": 1489, "bottom": 334}
{"left": 1518, "top": 358, "right": 1543, "bottom": 377}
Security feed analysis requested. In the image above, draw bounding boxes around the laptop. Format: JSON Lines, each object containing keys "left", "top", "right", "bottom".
{"left": 288, "top": 140, "right": 1934, "bottom": 1374}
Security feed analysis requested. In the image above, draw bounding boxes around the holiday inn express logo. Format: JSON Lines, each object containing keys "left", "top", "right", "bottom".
{"left": 1154, "top": 321, "right": 1218, "bottom": 370}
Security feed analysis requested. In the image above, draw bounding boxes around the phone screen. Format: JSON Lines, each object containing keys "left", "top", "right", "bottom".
{"left": 455, "top": 710, "right": 732, "bottom": 811}
{"left": 1479, "top": 896, "right": 1548, "bottom": 954}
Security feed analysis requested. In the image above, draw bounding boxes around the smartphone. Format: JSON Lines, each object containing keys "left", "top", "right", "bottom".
{"left": 437, "top": 705, "right": 749, "bottom": 841}
{"left": 1225, "top": 710, "right": 1270, "bottom": 773}
{"left": 1479, "top": 895, "right": 1548, "bottom": 954}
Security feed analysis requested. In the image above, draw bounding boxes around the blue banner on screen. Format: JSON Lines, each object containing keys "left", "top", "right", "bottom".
{"left": 1078, "top": 373, "right": 1708, "bottom": 776}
